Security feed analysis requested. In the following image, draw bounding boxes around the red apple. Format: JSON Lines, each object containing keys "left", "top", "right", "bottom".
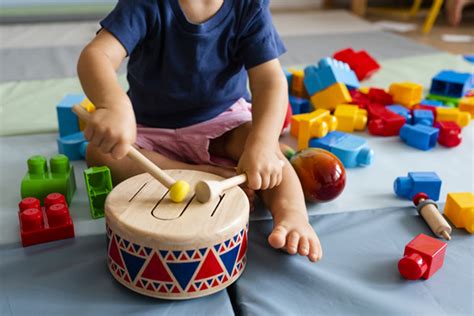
{"left": 290, "top": 148, "right": 346, "bottom": 202}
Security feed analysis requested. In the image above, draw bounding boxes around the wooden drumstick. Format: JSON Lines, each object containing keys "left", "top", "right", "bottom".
{"left": 72, "top": 105, "right": 189, "bottom": 203}
{"left": 195, "top": 160, "right": 285, "bottom": 203}
{"left": 413, "top": 192, "right": 452, "bottom": 241}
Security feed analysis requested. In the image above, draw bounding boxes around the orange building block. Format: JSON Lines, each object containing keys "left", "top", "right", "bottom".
{"left": 310, "top": 83, "right": 352, "bottom": 111}
{"left": 436, "top": 107, "right": 471, "bottom": 127}
{"left": 78, "top": 98, "right": 96, "bottom": 131}
{"left": 459, "top": 97, "right": 474, "bottom": 118}
{"left": 444, "top": 192, "right": 474, "bottom": 234}
{"left": 334, "top": 105, "right": 367, "bottom": 132}
{"left": 389, "top": 82, "right": 423, "bottom": 108}
{"left": 291, "top": 109, "right": 337, "bottom": 150}
{"left": 288, "top": 69, "right": 308, "bottom": 99}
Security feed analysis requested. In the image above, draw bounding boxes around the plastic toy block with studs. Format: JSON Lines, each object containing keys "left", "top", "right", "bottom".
{"left": 426, "top": 93, "right": 460, "bottom": 107}
{"left": 78, "top": 97, "right": 96, "bottom": 131}
{"left": 393, "top": 172, "right": 441, "bottom": 201}
{"left": 399, "top": 124, "right": 439, "bottom": 150}
{"left": 387, "top": 105, "right": 413, "bottom": 123}
{"left": 288, "top": 69, "right": 307, "bottom": 98}
{"left": 389, "top": 82, "right": 423, "bottom": 108}
{"left": 435, "top": 107, "right": 471, "bottom": 127}
{"left": 443, "top": 192, "right": 474, "bottom": 234}
{"left": 333, "top": 48, "right": 380, "bottom": 81}
{"left": 289, "top": 95, "right": 312, "bottom": 114}
{"left": 84, "top": 166, "right": 113, "bottom": 219}
{"left": 21, "top": 154, "right": 76, "bottom": 205}
{"left": 367, "top": 88, "right": 393, "bottom": 106}
{"left": 303, "top": 57, "right": 359, "bottom": 96}
{"left": 367, "top": 104, "right": 406, "bottom": 136}
{"left": 310, "top": 83, "right": 352, "bottom": 111}
{"left": 334, "top": 105, "right": 367, "bottom": 132}
{"left": 398, "top": 234, "right": 447, "bottom": 280}
{"left": 429, "top": 70, "right": 473, "bottom": 98}
{"left": 57, "top": 94, "right": 85, "bottom": 137}
{"left": 309, "top": 131, "right": 374, "bottom": 168}
{"left": 57, "top": 132, "right": 88, "bottom": 161}
{"left": 459, "top": 96, "right": 474, "bottom": 116}
{"left": 18, "top": 193, "right": 75, "bottom": 247}
{"left": 434, "top": 121, "right": 462, "bottom": 147}
{"left": 413, "top": 109, "right": 434, "bottom": 126}
{"left": 291, "top": 109, "right": 338, "bottom": 151}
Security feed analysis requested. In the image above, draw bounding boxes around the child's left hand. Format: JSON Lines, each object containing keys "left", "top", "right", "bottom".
{"left": 237, "top": 145, "right": 284, "bottom": 191}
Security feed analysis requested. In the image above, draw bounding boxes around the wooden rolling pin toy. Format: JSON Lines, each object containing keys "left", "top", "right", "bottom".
{"left": 72, "top": 105, "right": 189, "bottom": 203}
{"left": 413, "top": 192, "right": 452, "bottom": 240}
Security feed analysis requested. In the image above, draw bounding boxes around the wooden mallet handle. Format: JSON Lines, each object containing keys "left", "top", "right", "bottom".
{"left": 413, "top": 193, "right": 452, "bottom": 241}
{"left": 72, "top": 105, "right": 176, "bottom": 188}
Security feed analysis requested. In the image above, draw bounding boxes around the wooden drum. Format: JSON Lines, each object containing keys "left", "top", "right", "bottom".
{"left": 105, "top": 170, "right": 249, "bottom": 299}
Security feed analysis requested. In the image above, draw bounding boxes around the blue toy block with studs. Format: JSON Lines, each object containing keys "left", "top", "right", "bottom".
{"left": 289, "top": 95, "right": 312, "bottom": 114}
{"left": 387, "top": 105, "right": 412, "bottom": 123}
{"left": 429, "top": 70, "right": 473, "bottom": 98}
{"left": 413, "top": 109, "right": 434, "bottom": 126}
{"left": 309, "top": 131, "right": 374, "bottom": 168}
{"left": 303, "top": 57, "right": 360, "bottom": 96}
{"left": 393, "top": 171, "right": 442, "bottom": 201}
{"left": 84, "top": 166, "right": 113, "bottom": 219}
{"left": 57, "top": 132, "right": 88, "bottom": 161}
{"left": 399, "top": 124, "right": 439, "bottom": 150}
{"left": 419, "top": 99, "right": 445, "bottom": 107}
{"left": 57, "top": 94, "right": 86, "bottom": 137}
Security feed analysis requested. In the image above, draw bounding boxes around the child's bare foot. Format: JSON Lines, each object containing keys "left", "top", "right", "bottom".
{"left": 268, "top": 211, "right": 322, "bottom": 263}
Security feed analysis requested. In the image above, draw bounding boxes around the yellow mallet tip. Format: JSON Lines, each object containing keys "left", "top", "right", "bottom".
{"left": 169, "top": 180, "right": 190, "bottom": 203}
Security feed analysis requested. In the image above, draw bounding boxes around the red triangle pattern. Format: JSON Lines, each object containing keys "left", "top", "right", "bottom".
{"left": 171, "top": 286, "right": 180, "bottom": 293}
{"left": 237, "top": 231, "right": 247, "bottom": 263}
{"left": 158, "top": 285, "right": 167, "bottom": 293}
{"left": 222, "top": 275, "right": 228, "bottom": 283}
{"left": 188, "top": 284, "right": 196, "bottom": 292}
{"left": 136, "top": 280, "right": 144, "bottom": 289}
{"left": 195, "top": 250, "right": 224, "bottom": 280}
{"left": 124, "top": 274, "right": 131, "bottom": 283}
{"left": 179, "top": 253, "right": 188, "bottom": 261}
{"left": 127, "top": 245, "right": 135, "bottom": 253}
{"left": 211, "top": 278, "right": 220, "bottom": 287}
{"left": 201, "top": 283, "right": 208, "bottom": 290}
{"left": 109, "top": 236, "right": 125, "bottom": 269}
{"left": 141, "top": 253, "right": 173, "bottom": 282}
{"left": 139, "top": 249, "right": 146, "bottom": 257}
{"left": 146, "top": 283, "right": 154, "bottom": 291}
{"left": 193, "top": 252, "right": 201, "bottom": 260}
{"left": 166, "top": 253, "right": 175, "bottom": 261}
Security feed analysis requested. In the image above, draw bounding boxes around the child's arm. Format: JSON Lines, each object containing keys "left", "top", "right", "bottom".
{"left": 238, "top": 58, "right": 288, "bottom": 190}
{"left": 77, "top": 29, "right": 136, "bottom": 160}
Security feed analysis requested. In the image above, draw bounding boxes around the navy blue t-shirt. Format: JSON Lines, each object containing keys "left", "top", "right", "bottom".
{"left": 100, "top": 0, "right": 286, "bottom": 128}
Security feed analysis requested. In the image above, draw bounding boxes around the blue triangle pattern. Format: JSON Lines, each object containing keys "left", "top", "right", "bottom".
{"left": 214, "top": 244, "right": 220, "bottom": 252}
{"left": 153, "top": 282, "right": 160, "bottom": 289}
{"left": 166, "top": 283, "right": 173, "bottom": 290}
{"left": 217, "top": 274, "right": 223, "bottom": 282}
{"left": 159, "top": 250, "right": 168, "bottom": 258}
{"left": 186, "top": 250, "right": 195, "bottom": 258}
{"left": 172, "top": 251, "right": 181, "bottom": 258}
{"left": 123, "top": 239, "right": 129, "bottom": 248}
{"left": 195, "top": 281, "right": 202, "bottom": 289}
{"left": 144, "top": 247, "right": 152, "bottom": 255}
{"left": 120, "top": 249, "right": 146, "bottom": 282}
{"left": 199, "top": 248, "right": 207, "bottom": 256}
{"left": 142, "top": 279, "right": 148, "bottom": 287}
{"left": 224, "top": 240, "right": 230, "bottom": 247}
{"left": 167, "top": 261, "right": 200, "bottom": 291}
{"left": 133, "top": 243, "right": 141, "bottom": 253}
{"left": 233, "top": 235, "right": 238, "bottom": 242}
{"left": 220, "top": 244, "right": 241, "bottom": 276}
{"left": 115, "top": 235, "right": 122, "bottom": 243}
{"left": 206, "top": 279, "right": 213, "bottom": 286}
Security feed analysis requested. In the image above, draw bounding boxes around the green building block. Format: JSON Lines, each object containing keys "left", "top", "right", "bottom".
{"left": 426, "top": 93, "right": 460, "bottom": 107}
{"left": 84, "top": 166, "right": 113, "bottom": 219}
{"left": 21, "top": 154, "right": 76, "bottom": 205}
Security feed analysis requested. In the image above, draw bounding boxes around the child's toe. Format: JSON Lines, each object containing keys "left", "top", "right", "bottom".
{"left": 298, "top": 237, "right": 309, "bottom": 256}
{"left": 268, "top": 225, "right": 287, "bottom": 249}
{"left": 309, "top": 238, "right": 322, "bottom": 262}
{"left": 286, "top": 231, "right": 300, "bottom": 255}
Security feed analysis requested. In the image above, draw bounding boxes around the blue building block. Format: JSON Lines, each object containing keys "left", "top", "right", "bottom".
{"left": 413, "top": 109, "right": 434, "bottom": 126}
{"left": 57, "top": 94, "right": 85, "bottom": 137}
{"left": 393, "top": 172, "right": 442, "bottom": 201}
{"left": 387, "top": 105, "right": 412, "bottom": 123}
{"left": 399, "top": 124, "right": 439, "bottom": 150}
{"left": 57, "top": 132, "right": 88, "bottom": 161}
{"left": 303, "top": 57, "right": 360, "bottom": 96}
{"left": 429, "top": 70, "right": 473, "bottom": 98}
{"left": 289, "top": 95, "right": 311, "bottom": 114}
{"left": 284, "top": 68, "right": 293, "bottom": 94}
{"left": 309, "top": 131, "right": 374, "bottom": 168}
{"left": 419, "top": 99, "right": 445, "bottom": 107}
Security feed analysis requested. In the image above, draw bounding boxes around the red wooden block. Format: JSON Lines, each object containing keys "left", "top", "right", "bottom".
{"left": 435, "top": 121, "right": 462, "bottom": 147}
{"left": 333, "top": 48, "right": 380, "bottom": 81}
{"left": 367, "top": 104, "right": 406, "bottom": 136}
{"left": 18, "top": 193, "right": 74, "bottom": 247}
{"left": 368, "top": 88, "right": 393, "bottom": 106}
{"left": 398, "top": 234, "right": 447, "bottom": 280}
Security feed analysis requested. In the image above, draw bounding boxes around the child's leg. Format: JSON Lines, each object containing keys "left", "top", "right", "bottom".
{"left": 210, "top": 123, "right": 322, "bottom": 262}
{"left": 86, "top": 144, "right": 236, "bottom": 185}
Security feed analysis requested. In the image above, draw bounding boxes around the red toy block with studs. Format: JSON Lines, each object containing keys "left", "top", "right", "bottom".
{"left": 398, "top": 233, "right": 447, "bottom": 280}
{"left": 368, "top": 88, "right": 393, "bottom": 106}
{"left": 18, "top": 193, "right": 75, "bottom": 247}
{"left": 435, "top": 121, "right": 462, "bottom": 147}
{"left": 367, "top": 104, "right": 406, "bottom": 136}
{"left": 333, "top": 48, "right": 380, "bottom": 81}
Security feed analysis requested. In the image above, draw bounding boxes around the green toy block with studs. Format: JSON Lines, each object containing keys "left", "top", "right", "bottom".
{"left": 21, "top": 154, "right": 76, "bottom": 205}
{"left": 84, "top": 166, "right": 113, "bottom": 219}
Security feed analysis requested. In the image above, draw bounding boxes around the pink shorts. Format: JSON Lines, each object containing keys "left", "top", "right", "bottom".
{"left": 135, "top": 98, "right": 252, "bottom": 166}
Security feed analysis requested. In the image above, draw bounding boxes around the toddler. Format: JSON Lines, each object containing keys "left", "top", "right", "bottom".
{"left": 78, "top": 0, "right": 322, "bottom": 262}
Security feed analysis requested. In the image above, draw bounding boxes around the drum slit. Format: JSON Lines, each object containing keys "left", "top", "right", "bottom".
{"left": 210, "top": 194, "right": 225, "bottom": 217}
{"left": 128, "top": 182, "right": 148, "bottom": 202}
{"left": 178, "top": 194, "right": 195, "bottom": 218}
{"left": 150, "top": 189, "right": 170, "bottom": 217}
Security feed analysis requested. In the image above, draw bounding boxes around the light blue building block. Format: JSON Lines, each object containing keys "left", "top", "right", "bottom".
{"left": 57, "top": 94, "right": 86, "bottom": 137}
{"left": 420, "top": 99, "right": 445, "bottom": 107}
{"left": 57, "top": 132, "right": 88, "bottom": 161}
{"left": 303, "top": 57, "right": 360, "bottom": 96}
{"left": 399, "top": 124, "right": 439, "bottom": 151}
{"left": 289, "top": 95, "right": 311, "bottom": 114}
{"left": 413, "top": 109, "right": 434, "bottom": 126}
{"left": 387, "top": 105, "right": 412, "bottom": 123}
{"left": 429, "top": 70, "right": 473, "bottom": 98}
{"left": 309, "top": 131, "right": 373, "bottom": 168}
{"left": 394, "top": 172, "right": 442, "bottom": 201}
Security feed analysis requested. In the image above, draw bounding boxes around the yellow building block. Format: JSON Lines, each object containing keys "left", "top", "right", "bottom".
{"left": 288, "top": 69, "right": 307, "bottom": 98}
{"left": 334, "top": 105, "right": 367, "bottom": 132}
{"left": 459, "top": 97, "right": 474, "bottom": 118}
{"left": 436, "top": 107, "right": 471, "bottom": 127}
{"left": 358, "top": 87, "right": 370, "bottom": 94}
{"left": 78, "top": 98, "right": 96, "bottom": 131}
{"left": 389, "top": 82, "right": 423, "bottom": 108}
{"left": 444, "top": 192, "right": 474, "bottom": 234}
{"left": 310, "top": 83, "right": 352, "bottom": 111}
{"left": 291, "top": 109, "right": 337, "bottom": 150}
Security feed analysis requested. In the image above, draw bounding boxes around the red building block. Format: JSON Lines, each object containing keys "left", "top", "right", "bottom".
{"left": 367, "top": 104, "right": 406, "bottom": 136}
{"left": 282, "top": 103, "right": 293, "bottom": 133}
{"left": 349, "top": 89, "right": 370, "bottom": 109}
{"left": 435, "top": 121, "right": 462, "bottom": 147}
{"left": 333, "top": 48, "right": 380, "bottom": 81}
{"left": 368, "top": 88, "right": 393, "bottom": 106}
{"left": 18, "top": 193, "right": 75, "bottom": 247}
{"left": 398, "top": 234, "right": 447, "bottom": 280}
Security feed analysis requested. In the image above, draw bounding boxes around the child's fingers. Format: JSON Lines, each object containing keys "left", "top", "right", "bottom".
{"left": 246, "top": 171, "right": 262, "bottom": 190}
{"left": 260, "top": 171, "right": 270, "bottom": 190}
{"left": 111, "top": 141, "right": 129, "bottom": 160}
{"left": 83, "top": 126, "right": 94, "bottom": 142}
{"left": 101, "top": 138, "right": 117, "bottom": 154}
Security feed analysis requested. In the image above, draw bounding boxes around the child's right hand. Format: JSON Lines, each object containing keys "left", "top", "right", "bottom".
{"left": 83, "top": 99, "right": 136, "bottom": 160}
